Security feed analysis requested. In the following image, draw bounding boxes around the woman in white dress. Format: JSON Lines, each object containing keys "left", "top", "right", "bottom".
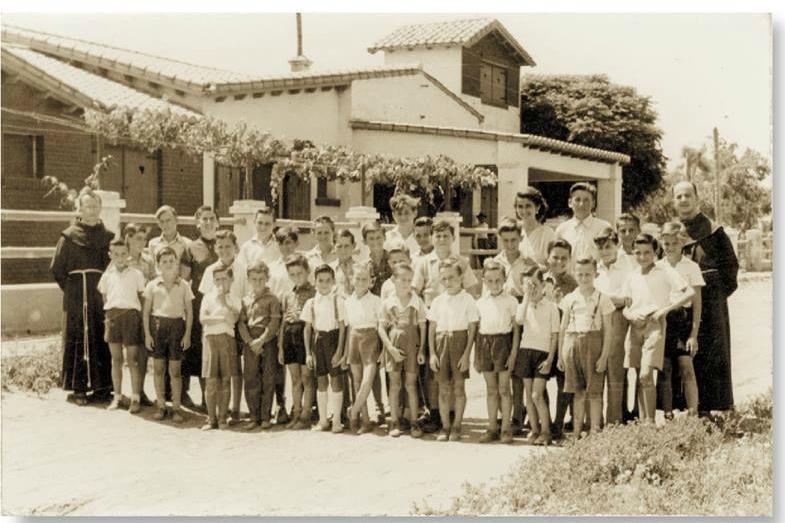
{"left": 514, "top": 186, "right": 555, "bottom": 268}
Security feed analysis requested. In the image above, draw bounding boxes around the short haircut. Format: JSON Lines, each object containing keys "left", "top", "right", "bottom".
{"left": 497, "top": 216, "right": 522, "bottom": 236}
{"left": 574, "top": 257, "right": 598, "bottom": 270}
{"left": 122, "top": 222, "right": 147, "bottom": 238}
{"left": 594, "top": 226, "right": 619, "bottom": 246}
{"left": 482, "top": 258, "right": 506, "bottom": 278}
{"left": 385, "top": 240, "right": 410, "bottom": 258}
{"left": 155, "top": 246, "right": 178, "bottom": 263}
{"left": 361, "top": 221, "right": 384, "bottom": 241}
{"left": 274, "top": 226, "right": 298, "bottom": 244}
{"left": 672, "top": 181, "right": 699, "bottom": 198}
{"left": 393, "top": 263, "right": 414, "bottom": 277}
{"left": 215, "top": 229, "right": 238, "bottom": 245}
{"left": 313, "top": 263, "right": 335, "bottom": 280}
{"left": 213, "top": 262, "right": 233, "bottom": 280}
{"left": 313, "top": 215, "right": 335, "bottom": 232}
{"left": 335, "top": 228, "right": 356, "bottom": 245}
{"left": 284, "top": 253, "right": 309, "bottom": 272}
{"left": 523, "top": 266, "right": 546, "bottom": 282}
{"left": 414, "top": 216, "right": 433, "bottom": 229}
{"left": 195, "top": 205, "right": 217, "bottom": 222}
{"left": 155, "top": 205, "right": 177, "bottom": 220}
{"left": 633, "top": 233, "right": 659, "bottom": 252}
{"left": 431, "top": 219, "right": 454, "bottom": 237}
{"left": 254, "top": 205, "right": 274, "bottom": 220}
{"left": 569, "top": 182, "right": 597, "bottom": 200}
{"left": 616, "top": 212, "right": 641, "bottom": 228}
{"left": 547, "top": 238, "right": 573, "bottom": 256}
{"left": 438, "top": 256, "right": 463, "bottom": 276}
{"left": 515, "top": 186, "right": 549, "bottom": 223}
{"left": 390, "top": 193, "right": 420, "bottom": 213}
{"left": 247, "top": 260, "right": 270, "bottom": 278}
{"left": 109, "top": 238, "right": 127, "bottom": 249}
{"left": 660, "top": 221, "right": 688, "bottom": 239}
{"left": 352, "top": 262, "right": 372, "bottom": 278}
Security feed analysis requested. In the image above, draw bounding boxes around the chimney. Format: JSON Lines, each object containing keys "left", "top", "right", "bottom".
{"left": 289, "top": 13, "right": 313, "bottom": 72}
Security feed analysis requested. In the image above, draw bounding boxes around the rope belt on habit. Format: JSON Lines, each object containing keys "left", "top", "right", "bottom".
{"left": 69, "top": 269, "right": 103, "bottom": 389}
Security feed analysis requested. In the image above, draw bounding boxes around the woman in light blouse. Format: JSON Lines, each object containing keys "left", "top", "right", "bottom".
{"left": 514, "top": 187, "right": 556, "bottom": 268}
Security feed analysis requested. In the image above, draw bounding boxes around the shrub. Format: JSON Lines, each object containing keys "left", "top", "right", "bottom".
{"left": 1, "top": 342, "right": 62, "bottom": 395}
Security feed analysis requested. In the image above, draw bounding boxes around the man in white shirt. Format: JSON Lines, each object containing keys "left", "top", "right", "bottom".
{"left": 555, "top": 182, "right": 611, "bottom": 261}
{"left": 238, "top": 205, "right": 281, "bottom": 267}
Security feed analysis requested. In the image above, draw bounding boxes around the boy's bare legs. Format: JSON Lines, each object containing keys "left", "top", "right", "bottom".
{"left": 351, "top": 363, "right": 377, "bottom": 426}
{"left": 523, "top": 378, "right": 538, "bottom": 439}
{"left": 300, "top": 365, "right": 315, "bottom": 424}
{"left": 288, "top": 363, "right": 303, "bottom": 423}
{"left": 657, "top": 357, "right": 674, "bottom": 418}
{"left": 638, "top": 365, "right": 656, "bottom": 423}
{"left": 588, "top": 395, "right": 603, "bottom": 433}
{"left": 437, "top": 376, "right": 452, "bottom": 438}
{"left": 572, "top": 391, "right": 586, "bottom": 438}
{"left": 315, "top": 376, "right": 330, "bottom": 429}
{"left": 329, "top": 374, "right": 344, "bottom": 432}
{"left": 483, "top": 372, "right": 500, "bottom": 434}
{"left": 372, "top": 369, "right": 385, "bottom": 422}
{"left": 678, "top": 356, "right": 699, "bottom": 415}
{"left": 511, "top": 375, "right": 524, "bottom": 430}
{"left": 554, "top": 372, "right": 572, "bottom": 437}
{"left": 108, "top": 343, "right": 124, "bottom": 408}
{"left": 452, "top": 377, "right": 467, "bottom": 435}
{"left": 153, "top": 359, "right": 167, "bottom": 408}
{"left": 126, "top": 345, "right": 141, "bottom": 398}
{"left": 532, "top": 378, "right": 551, "bottom": 438}
{"left": 405, "top": 371, "right": 419, "bottom": 426}
{"left": 498, "top": 370, "right": 512, "bottom": 435}
{"left": 203, "top": 377, "right": 218, "bottom": 429}
{"left": 169, "top": 360, "right": 183, "bottom": 413}
{"left": 388, "top": 371, "right": 402, "bottom": 434}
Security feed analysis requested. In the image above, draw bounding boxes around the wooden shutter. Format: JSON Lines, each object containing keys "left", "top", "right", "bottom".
{"left": 492, "top": 66, "right": 507, "bottom": 106}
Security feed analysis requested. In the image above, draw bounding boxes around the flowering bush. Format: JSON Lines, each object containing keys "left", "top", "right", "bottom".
{"left": 2, "top": 343, "right": 62, "bottom": 396}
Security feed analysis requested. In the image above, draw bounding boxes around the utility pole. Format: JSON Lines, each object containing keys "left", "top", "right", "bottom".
{"left": 713, "top": 127, "right": 721, "bottom": 223}
{"left": 296, "top": 13, "right": 303, "bottom": 56}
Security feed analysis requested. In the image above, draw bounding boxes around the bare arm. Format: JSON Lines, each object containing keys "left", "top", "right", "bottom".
{"left": 428, "top": 321, "right": 438, "bottom": 372}
{"left": 143, "top": 297, "right": 154, "bottom": 350}
{"left": 596, "top": 312, "right": 613, "bottom": 372}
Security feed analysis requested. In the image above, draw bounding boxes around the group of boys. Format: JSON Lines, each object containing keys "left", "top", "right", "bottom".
{"left": 95, "top": 183, "right": 704, "bottom": 445}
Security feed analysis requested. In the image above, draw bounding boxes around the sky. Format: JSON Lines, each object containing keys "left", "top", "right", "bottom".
{"left": 0, "top": 12, "right": 772, "bottom": 171}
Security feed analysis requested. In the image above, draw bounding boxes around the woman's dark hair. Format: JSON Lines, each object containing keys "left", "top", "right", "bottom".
{"left": 514, "top": 186, "right": 548, "bottom": 223}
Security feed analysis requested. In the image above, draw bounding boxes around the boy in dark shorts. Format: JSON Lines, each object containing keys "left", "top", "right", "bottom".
{"left": 514, "top": 268, "right": 560, "bottom": 445}
{"left": 142, "top": 247, "right": 194, "bottom": 422}
{"left": 301, "top": 264, "right": 346, "bottom": 433}
{"left": 199, "top": 263, "right": 241, "bottom": 430}
{"left": 557, "top": 258, "right": 615, "bottom": 438}
{"left": 475, "top": 259, "right": 520, "bottom": 444}
{"left": 238, "top": 261, "right": 282, "bottom": 430}
{"left": 98, "top": 239, "right": 147, "bottom": 412}
{"left": 279, "top": 254, "right": 317, "bottom": 429}
{"left": 378, "top": 264, "right": 427, "bottom": 438}
{"left": 345, "top": 264, "right": 383, "bottom": 434}
{"left": 427, "top": 257, "right": 479, "bottom": 442}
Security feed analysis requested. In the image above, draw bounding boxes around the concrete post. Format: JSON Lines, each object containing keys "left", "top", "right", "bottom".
{"left": 596, "top": 163, "right": 623, "bottom": 224}
{"left": 435, "top": 211, "right": 462, "bottom": 255}
{"left": 345, "top": 205, "right": 380, "bottom": 260}
{"left": 203, "top": 152, "right": 215, "bottom": 207}
{"left": 96, "top": 189, "right": 126, "bottom": 238}
{"left": 229, "top": 199, "right": 268, "bottom": 246}
{"left": 745, "top": 228, "right": 763, "bottom": 272}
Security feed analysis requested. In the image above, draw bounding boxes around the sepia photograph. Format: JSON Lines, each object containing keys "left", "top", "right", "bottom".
{"left": 0, "top": 6, "right": 774, "bottom": 517}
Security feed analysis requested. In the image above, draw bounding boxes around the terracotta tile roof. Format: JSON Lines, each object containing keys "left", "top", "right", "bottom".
{"left": 349, "top": 119, "right": 630, "bottom": 165}
{"left": 2, "top": 45, "right": 199, "bottom": 116}
{"left": 368, "top": 17, "right": 535, "bottom": 66}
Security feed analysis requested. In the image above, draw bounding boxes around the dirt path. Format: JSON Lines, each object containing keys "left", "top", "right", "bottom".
{"left": 1, "top": 277, "right": 772, "bottom": 516}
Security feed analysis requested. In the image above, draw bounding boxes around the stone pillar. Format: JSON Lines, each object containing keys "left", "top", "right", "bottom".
{"left": 596, "top": 163, "right": 623, "bottom": 224}
{"left": 229, "top": 200, "right": 267, "bottom": 246}
{"left": 498, "top": 143, "right": 530, "bottom": 222}
{"left": 345, "top": 205, "right": 380, "bottom": 260}
{"left": 203, "top": 152, "right": 215, "bottom": 207}
{"left": 435, "top": 211, "right": 462, "bottom": 255}
{"left": 96, "top": 189, "right": 126, "bottom": 238}
{"left": 745, "top": 228, "right": 763, "bottom": 272}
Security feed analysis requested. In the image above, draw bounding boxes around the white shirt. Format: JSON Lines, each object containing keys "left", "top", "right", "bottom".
{"left": 623, "top": 265, "right": 688, "bottom": 316}
{"left": 617, "top": 247, "right": 638, "bottom": 270}
{"left": 476, "top": 292, "right": 519, "bottom": 335}
{"left": 380, "top": 278, "right": 396, "bottom": 301}
{"left": 555, "top": 215, "right": 611, "bottom": 261}
{"left": 657, "top": 257, "right": 705, "bottom": 308}
{"left": 560, "top": 288, "right": 615, "bottom": 333}
{"left": 385, "top": 226, "right": 419, "bottom": 258}
{"left": 148, "top": 233, "right": 190, "bottom": 270}
{"left": 267, "top": 257, "right": 294, "bottom": 301}
{"left": 199, "top": 258, "right": 248, "bottom": 303}
{"left": 519, "top": 223, "right": 556, "bottom": 267}
{"left": 412, "top": 251, "right": 478, "bottom": 307}
{"left": 238, "top": 235, "right": 281, "bottom": 268}
{"left": 493, "top": 249, "right": 537, "bottom": 298}
{"left": 200, "top": 290, "right": 241, "bottom": 337}
{"left": 97, "top": 265, "right": 146, "bottom": 311}
{"left": 595, "top": 258, "right": 632, "bottom": 305}
{"left": 329, "top": 258, "right": 357, "bottom": 298}
{"left": 517, "top": 297, "right": 560, "bottom": 352}
{"left": 380, "top": 291, "right": 427, "bottom": 327}
{"left": 344, "top": 291, "right": 382, "bottom": 329}
{"left": 427, "top": 290, "right": 479, "bottom": 333}
{"left": 300, "top": 292, "right": 346, "bottom": 332}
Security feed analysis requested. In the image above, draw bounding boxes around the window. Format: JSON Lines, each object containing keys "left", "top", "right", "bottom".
{"left": 480, "top": 62, "right": 507, "bottom": 108}
{"left": 315, "top": 177, "right": 340, "bottom": 207}
{"left": 2, "top": 133, "right": 44, "bottom": 178}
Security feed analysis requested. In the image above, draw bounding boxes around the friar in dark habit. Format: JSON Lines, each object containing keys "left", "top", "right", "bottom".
{"left": 50, "top": 189, "right": 115, "bottom": 405}
{"left": 673, "top": 181, "right": 739, "bottom": 414}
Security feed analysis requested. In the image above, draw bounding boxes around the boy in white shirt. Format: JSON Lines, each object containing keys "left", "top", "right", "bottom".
{"left": 474, "top": 259, "right": 520, "bottom": 444}
{"left": 554, "top": 182, "right": 611, "bottom": 261}
{"left": 656, "top": 222, "right": 705, "bottom": 417}
{"left": 385, "top": 193, "right": 420, "bottom": 256}
{"left": 330, "top": 229, "right": 358, "bottom": 298}
{"left": 238, "top": 205, "right": 280, "bottom": 267}
{"left": 97, "top": 239, "right": 146, "bottom": 412}
{"left": 199, "top": 264, "right": 241, "bottom": 430}
{"left": 623, "top": 234, "right": 694, "bottom": 424}
{"left": 427, "top": 257, "right": 479, "bottom": 442}
{"left": 345, "top": 264, "right": 383, "bottom": 435}
{"left": 301, "top": 264, "right": 347, "bottom": 433}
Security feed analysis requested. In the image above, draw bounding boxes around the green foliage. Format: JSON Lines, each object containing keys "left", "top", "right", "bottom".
{"left": 520, "top": 74, "right": 667, "bottom": 208}
{"left": 2, "top": 343, "right": 62, "bottom": 396}
{"left": 415, "top": 391, "right": 772, "bottom": 516}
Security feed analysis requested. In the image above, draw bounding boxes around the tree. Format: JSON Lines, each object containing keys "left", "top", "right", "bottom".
{"left": 520, "top": 74, "right": 667, "bottom": 208}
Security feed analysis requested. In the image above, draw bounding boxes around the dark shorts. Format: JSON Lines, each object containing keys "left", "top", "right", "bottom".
{"left": 475, "top": 332, "right": 513, "bottom": 373}
{"left": 182, "top": 316, "right": 203, "bottom": 377}
{"left": 151, "top": 316, "right": 186, "bottom": 361}
{"left": 348, "top": 328, "right": 381, "bottom": 367}
{"left": 202, "top": 333, "right": 239, "bottom": 379}
{"left": 514, "top": 348, "right": 551, "bottom": 380}
{"left": 563, "top": 332, "right": 604, "bottom": 397}
{"left": 384, "top": 325, "right": 419, "bottom": 374}
{"left": 665, "top": 307, "right": 693, "bottom": 359}
{"left": 434, "top": 330, "right": 469, "bottom": 382}
{"left": 104, "top": 308, "right": 143, "bottom": 345}
{"left": 313, "top": 329, "right": 342, "bottom": 378}
{"left": 282, "top": 322, "right": 307, "bottom": 365}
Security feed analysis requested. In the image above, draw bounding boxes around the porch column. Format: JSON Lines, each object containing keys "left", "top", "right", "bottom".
{"left": 435, "top": 211, "right": 462, "bottom": 255}
{"left": 596, "top": 163, "right": 623, "bottom": 224}
{"left": 229, "top": 200, "right": 268, "bottom": 246}
{"left": 96, "top": 189, "right": 126, "bottom": 238}
{"left": 499, "top": 143, "right": 530, "bottom": 221}
{"left": 203, "top": 152, "right": 215, "bottom": 207}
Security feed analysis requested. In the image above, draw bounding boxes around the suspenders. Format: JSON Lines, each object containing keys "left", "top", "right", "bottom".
{"left": 568, "top": 293, "right": 601, "bottom": 333}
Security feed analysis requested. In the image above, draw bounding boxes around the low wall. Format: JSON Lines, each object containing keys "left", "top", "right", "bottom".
{"left": 1, "top": 283, "right": 62, "bottom": 336}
